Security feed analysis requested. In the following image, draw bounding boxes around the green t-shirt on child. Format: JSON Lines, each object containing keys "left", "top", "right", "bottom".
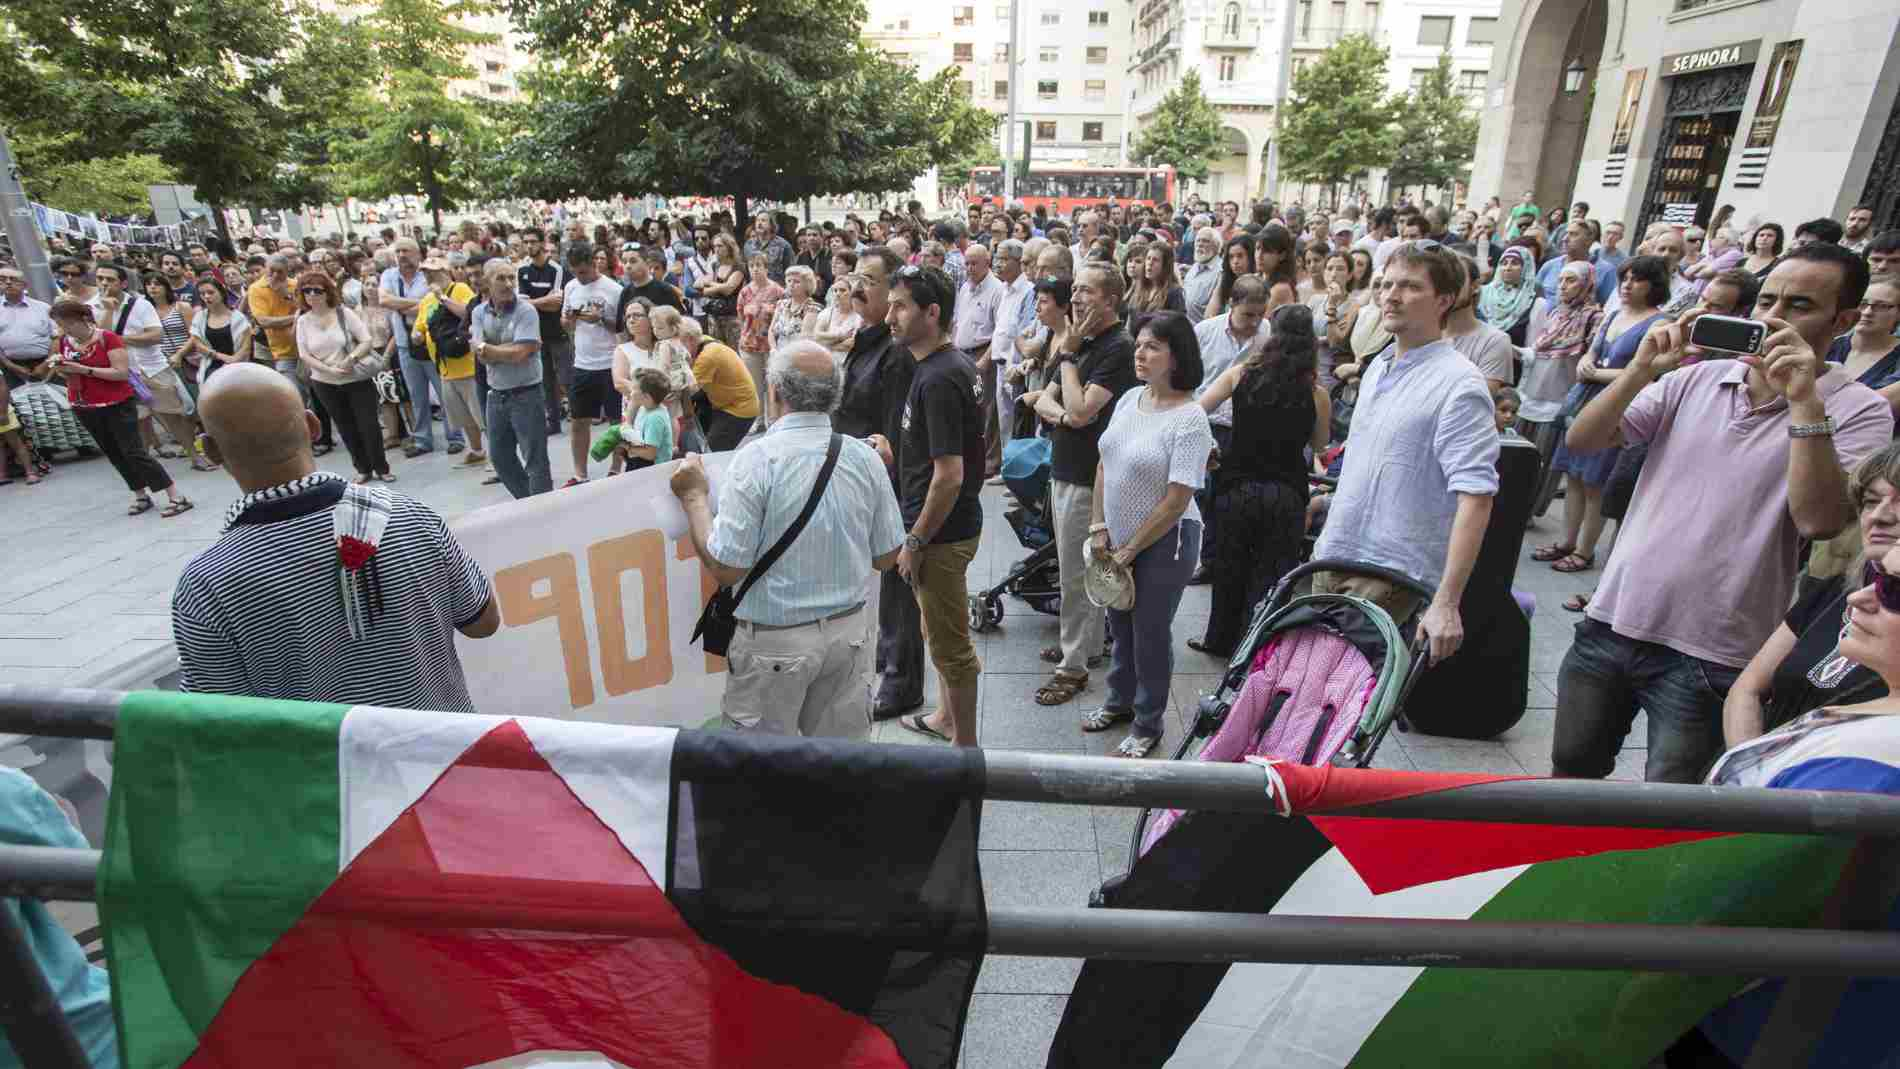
{"left": 634, "top": 404, "right": 674, "bottom": 464}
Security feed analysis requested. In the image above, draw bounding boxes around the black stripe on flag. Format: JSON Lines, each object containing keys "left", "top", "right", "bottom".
{"left": 669, "top": 731, "right": 987, "bottom": 1069}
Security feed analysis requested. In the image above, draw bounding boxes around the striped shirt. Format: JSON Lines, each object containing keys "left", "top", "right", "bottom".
{"left": 707, "top": 411, "right": 905, "bottom": 626}
{"left": 172, "top": 473, "right": 494, "bottom": 712}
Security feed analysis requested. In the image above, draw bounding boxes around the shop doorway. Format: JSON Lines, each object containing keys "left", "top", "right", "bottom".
{"left": 1638, "top": 66, "right": 1753, "bottom": 234}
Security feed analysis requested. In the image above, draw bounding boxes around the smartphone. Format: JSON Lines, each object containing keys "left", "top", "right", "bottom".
{"left": 1690, "top": 314, "right": 1766, "bottom": 357}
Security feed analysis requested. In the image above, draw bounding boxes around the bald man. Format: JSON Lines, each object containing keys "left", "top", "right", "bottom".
{"left": 672, "top": 339, "right": 904, "bottom": 738}
{"left": 175, "top": 365, "right": 499, "bottom": 709}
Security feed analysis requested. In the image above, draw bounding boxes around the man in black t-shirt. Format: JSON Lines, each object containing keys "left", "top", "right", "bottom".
{"left": 1028, "top": 262, "right": 1138, "bottom": 706}
{"left": 615, "top": 248, "right": 684, "bottom": 334}
{"left": 516, "top": 227, "right": 568, "bottom": 434}
{"left": 871, "top": 264, "right": 985, "bottom": 747}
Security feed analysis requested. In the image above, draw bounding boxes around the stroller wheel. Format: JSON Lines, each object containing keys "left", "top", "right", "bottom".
{"left": 969, "top": 595, "right": 1003, "bottom": 634}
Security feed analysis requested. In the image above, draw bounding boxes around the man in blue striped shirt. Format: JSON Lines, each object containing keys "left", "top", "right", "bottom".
{"left": 673, "top": 340, "right": 906, "bottom": 737}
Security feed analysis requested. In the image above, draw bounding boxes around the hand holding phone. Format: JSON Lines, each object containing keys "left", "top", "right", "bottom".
{"left": 1688, "top": 314, "right": 1766, "bottom": 357}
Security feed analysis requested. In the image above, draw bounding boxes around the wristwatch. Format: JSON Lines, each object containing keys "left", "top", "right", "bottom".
{"left": 1788, "top": 417, "right": 1836, "bottom": 439}
{"left": 904, "top": 533, "right": 925, "bottom": 554}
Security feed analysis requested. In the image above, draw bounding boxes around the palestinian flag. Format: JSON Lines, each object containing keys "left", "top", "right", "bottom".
{"left": 100, "top": 692, "right": 983, "bottom": 1069}
{"left": 1052, "top": 762, "right": 1867, "bottom": 1069}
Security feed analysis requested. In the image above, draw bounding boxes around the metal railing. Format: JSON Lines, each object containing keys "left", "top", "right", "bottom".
{"left": 3, "top": 686, "right": 1900, "bottom": 1068}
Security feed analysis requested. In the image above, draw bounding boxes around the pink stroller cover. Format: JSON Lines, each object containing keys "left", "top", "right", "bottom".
{"left": 1139, "top": 631, "right": 1377, "bottom": 855}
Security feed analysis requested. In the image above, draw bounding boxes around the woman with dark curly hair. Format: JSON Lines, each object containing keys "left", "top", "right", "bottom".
{"left": 1203, "top": 234, "right": 1254, "bottom": 319}
{"left": 1190, "top": 303, "right": 1331, "bottom": 656}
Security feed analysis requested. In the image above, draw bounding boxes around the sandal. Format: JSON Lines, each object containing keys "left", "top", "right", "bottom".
{"left": 1531, "top": 542, "right": 1576, "bottom": 562}
{"left": 1081, "top": 706, "right": 1134, "bottom": 733}
{"left": 127, "top": 497, "right": 155, "bottom": 515}
{"left": 23, "top": 473, "right": 40, "bottom": 486}
{"left": 1114, "top": 733, "right": 1159, "bottom": 759}
{"left": 1034, "top": 672, "right": 1088, "bottom": 706}
{"left": 898, "top": 712, "right": 950, "bottom": 743}
{"left": 1551, "top": 552, "right": 1595, "bottom": 574}
{"left": 1563, "top": 594, "right": 1591, "bottom": 613}
{"left": 160, "top": 498, "right": 194, "bottom": 518}
{"left": 377, "top": 472, "right": 398, "bottom": 483}
{"left": 190, "top": 459, "right": 217, "bottom": 472}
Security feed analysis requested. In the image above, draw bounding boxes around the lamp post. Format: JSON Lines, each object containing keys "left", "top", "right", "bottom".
{"left": 1563, "top": 57, "right": 1587, "bottom": 94}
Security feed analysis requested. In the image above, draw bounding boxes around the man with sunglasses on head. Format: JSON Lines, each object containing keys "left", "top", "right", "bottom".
{"left": 836, "top": 245, "right": 926, "bottom": 721}
{"left": 1553, "top": 243, "right": 1893, "bottom": 784}
{"left": 1, "top": 266, "right": 56, "bottom": 388}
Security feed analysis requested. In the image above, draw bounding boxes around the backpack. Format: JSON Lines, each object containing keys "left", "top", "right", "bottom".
{"left": 426, "top": 300, "right": 470, "bottom": 363}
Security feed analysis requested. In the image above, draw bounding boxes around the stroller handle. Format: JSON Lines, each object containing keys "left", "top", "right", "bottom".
{"left": 1270, "top": 558, "right": 1436, "bottom": 608}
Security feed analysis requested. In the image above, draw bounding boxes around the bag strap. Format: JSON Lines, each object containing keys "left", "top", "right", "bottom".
{"left": 731, "top": 433, "right": 843, "bottom": 609}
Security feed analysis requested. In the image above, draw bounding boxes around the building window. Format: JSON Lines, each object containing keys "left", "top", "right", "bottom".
{"left": 1040, "top": 46, "right": 1060, "bottom": 62}
{"left": 898, "top": 18, "right": 911, "bottom": 30}
{"left": 996, "top": 3, "right": 1009, "bottom": 18}
{"left": 1085, "top": 78, "right": 1106, "bottom": 100}
{"left": 995, "top": 42, "right": 1010, "bottom": 61}
{"left": 889, "top": 51, "right": 910, "bottom": 64}
{"left": 956, "top": 79, "right": 974, "bottom": 98}
{"left": 1297, "top": 1, "right": 1313, "bottom": 38}
{"left": 1040, "top": 9, "right": 1060, "bottom": 25}
{"left": 1037, "top": 120, "right": 1058, "bottom": 140}
{"left": 1089, "top": 9, "right": 1110, "bottom": 25}
{"left": 953, "top": 42, "right": 974, "bottom": 62}
{"left": 994, "top": 80, "right": 1009, "bottom": 99}
{"left": 1408, "top": 67, "right": 1432, "bottom": 90}
{"left": 484, "top": 60, "right": 503, "bottom": 73}
{"left": 1363, "top": 1, "right": 1378, "bottom": 28}
{"left": 1458, "top": 70, "right": 1486, "bottom": 92}
{"left": 1329, "top": 0, "right": 1346, "bottom": 29}
{"left": 1037, "top": 79, "right": 1059, "bottom": 99}
{"left": 1218, "top": 55, "right": 1236, "bottom": 81}
{"left": 1417, "top": 15, "right": 1452, "bottom": 46}
{"left": 1222, "top": 2, "right": 1241, "bottom": 36}
{"left": 1291, "top": 56, "right": 1309, "bottom": 77}
{"left": 1087, "top": 45, "right": 1108, "bottom": 63}
{"left": 953, "top": 5, "right": 974, "bottom": 26}
{"left": 1083, "top": 122, "right": 1104, "bottom": 141}
{"left": 1466, "top": 17, "right": 1497, "bottom": 45}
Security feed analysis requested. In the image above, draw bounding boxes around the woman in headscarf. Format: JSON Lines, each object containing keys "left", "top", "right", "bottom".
{"left": 1476, "top": 246, "right": 1538, "bottom": 346}
{"left": 1521, "top": 260, "right": 1602, "bottom": 522}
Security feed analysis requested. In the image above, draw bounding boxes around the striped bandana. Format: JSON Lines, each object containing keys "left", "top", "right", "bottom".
{"left": 224, "top": 471, "right": 392, "bottom": 640}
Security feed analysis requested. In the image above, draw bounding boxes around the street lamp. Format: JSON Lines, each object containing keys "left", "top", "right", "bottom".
{"left": 1563, "top": 57, "right": 1586, "bottom": 94}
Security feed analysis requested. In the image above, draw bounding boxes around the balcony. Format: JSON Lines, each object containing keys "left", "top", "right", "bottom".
{"left": 1295, "top": 26, "right": 1385, "bottom": 47}
{"left": 1203, "top": 28, "right": 1256, "bottom": 49}
{"left": 1132, "top": 29, "right": 1178, "bottom": 69}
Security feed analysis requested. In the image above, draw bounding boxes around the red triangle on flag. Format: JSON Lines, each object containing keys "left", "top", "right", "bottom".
{"left": 180, "top": 720, "right": 908, "bottom": 1068}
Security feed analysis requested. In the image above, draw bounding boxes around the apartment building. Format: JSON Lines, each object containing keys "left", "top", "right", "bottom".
{"left": 863, "top": 0, "right": 1132, "bottom": 166}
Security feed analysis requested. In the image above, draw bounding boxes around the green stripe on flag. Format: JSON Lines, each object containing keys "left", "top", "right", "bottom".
{"left": 101, "top": 691, "right": 349, "bottom": 1069}
{"left": 1348, "top": 834, "right": 1855, "bottom": 1067}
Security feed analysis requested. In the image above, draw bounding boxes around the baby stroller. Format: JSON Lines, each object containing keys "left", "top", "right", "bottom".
{"left": 1131, "top": 558, "right": 1434, "bottom": 858}
{"left": 970, "top": 437, "right": 1061, "bottom": 632}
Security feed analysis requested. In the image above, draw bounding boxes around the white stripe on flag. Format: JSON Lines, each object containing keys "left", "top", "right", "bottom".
{"left": 1166, "top": 849, "right": 1528, "bottom": 1068}
{"left": 519, "top": 719, "right": 676, "bottom": 882}
{"left": 340, "top": 705, "right": 507, "bottom": 868}
{"left": 470, "top": 1054, "right": 630, "bottom": 1068}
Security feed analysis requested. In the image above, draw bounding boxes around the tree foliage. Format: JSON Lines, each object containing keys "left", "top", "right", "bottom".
{"left": 10, "top": 133, "right": 177, "bottom": 216}
{"left": 1387, "top": 52, "right": 1481, "bottom": 195}
{"left": 1132, "top": 69, "right": 1227, "bottom": 182}
{"left": 499, "top": 0, "right": 995, "bottom": 224}
{"left": 1279, "top": 34, "right": 1400, "bottom": 191}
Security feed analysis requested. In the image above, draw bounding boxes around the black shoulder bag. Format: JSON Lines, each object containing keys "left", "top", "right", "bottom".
{"left": 691, "top": 433, "right": 843, "bottom": 657}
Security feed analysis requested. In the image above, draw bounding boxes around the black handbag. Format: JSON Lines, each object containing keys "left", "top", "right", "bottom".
{"left": 691, "top": 433, "right": 843, "bottom": 657}
{"left": 426, "top": 301, "right": 471, "bottom": 363}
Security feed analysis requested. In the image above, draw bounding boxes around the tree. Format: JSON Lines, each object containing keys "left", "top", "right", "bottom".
{"left": 10, "top": 133, "right": 177, "bottom": 216}
{"left": 1387, "top": 52, "right": 1481, "bottom": 199}
{"left": 1279, "top": 34, "right": 1400, "bottom": 200}
{"left": 500, "top": 0, "right": 995, "bottom": 231}
{"left": 1132, "top": 69, "right": 1227, "bottom": 182}
{"left": 939, "top": 143, "right": 1004, "bottom": 194}
{"left": 335, "top": 0, "right": 495, "bottom": 234}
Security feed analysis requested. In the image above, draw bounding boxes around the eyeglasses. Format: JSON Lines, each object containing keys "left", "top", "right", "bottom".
{"left": 1863, "top": 561, "right": 1900, "bottom": 613}
{"left": 1861, "top": 300, "right": 1900, "bottom": 314}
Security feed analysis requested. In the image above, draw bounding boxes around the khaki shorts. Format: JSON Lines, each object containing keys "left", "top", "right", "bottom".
{"left": 1311, "top": 570, "right": 1426, "bottom": 626}
{"left": 442, "top": 375, "right": 484, "bottom": 432}
{"left": 913, "top": 537, "right": 983, "bottom": 690}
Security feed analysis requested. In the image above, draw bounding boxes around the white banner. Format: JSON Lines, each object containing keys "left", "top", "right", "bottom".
{"left": 450, "top": 455, "right": 879, "bottom": 728}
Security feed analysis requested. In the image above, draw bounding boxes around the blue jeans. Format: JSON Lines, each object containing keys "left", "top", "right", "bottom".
{"left": 1551, "top": 617, "right": 1741, "bottom": 783}
{"left": 486, "top": 383, "right": 552, "bottom": 498}
{"left": 398, "top": 349, "right": 463, "bottom": 450}
{"left": 1106, "top": 520, "right": 1202, "bottom": 739}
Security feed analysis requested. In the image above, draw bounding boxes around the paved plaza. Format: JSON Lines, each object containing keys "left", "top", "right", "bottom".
{"left": 1, "top": 438, "right": 1633, "bottom": 1066}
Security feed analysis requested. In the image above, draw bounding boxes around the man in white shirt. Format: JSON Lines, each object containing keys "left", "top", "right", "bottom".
{"left": 558, "top": 240, "right": 623, "bottom": 486}
{"left": 1070, "top": 211, "right": 1102, "bottom": 266}
{"left": 0, "top": 267, "right": 54, "bottom": 387}
{"left": 1181, "top": 228, "right": 1223, "bottom": 325}
{"left": 988, "top": 239, "right": 1033, "bottom": 477}
{"left": 1445, "top": 255, "right": 1517, "bottom": 391}
{"left": 954, "top": 244, "right": 1008, "bottom": 477}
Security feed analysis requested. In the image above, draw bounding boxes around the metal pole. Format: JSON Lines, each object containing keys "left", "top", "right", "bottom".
{"left": 0, "top": 906, "right": 92, "bottom": 1069}
{"left": 0, "top": 125, "right": 56, "bottom": 302}
{"left": 1003, "top": 0, "right": 1021, "bottom": 203}
{"left": 8, "top": 844, "right": 1900, "bottom": 977}
{"left": 1263, "top": 0, "right": 1300, "bottom": 201}
{"left": 7, "top": 686, "right": 1900, "bottom": 838}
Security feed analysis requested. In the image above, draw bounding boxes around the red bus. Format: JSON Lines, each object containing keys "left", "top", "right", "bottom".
{"left": 969, "top": 165, "right": 1177, "bottom": 214}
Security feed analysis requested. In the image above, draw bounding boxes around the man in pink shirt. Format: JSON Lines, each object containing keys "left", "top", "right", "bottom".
{"left": 1553, "top": 243, "right": 1894, "bottom": 783}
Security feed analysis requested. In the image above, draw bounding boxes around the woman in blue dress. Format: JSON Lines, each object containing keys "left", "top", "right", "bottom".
{"left": 1544, "top": 255, "right": 1673, "bottom": 579}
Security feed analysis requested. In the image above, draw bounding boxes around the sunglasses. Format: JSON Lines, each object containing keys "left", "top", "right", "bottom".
{"left": 1864, "top": 561, "right": 1900, "bottom": 613}
{"left": 299, "top": 287, "right": 328, "bottom": 297}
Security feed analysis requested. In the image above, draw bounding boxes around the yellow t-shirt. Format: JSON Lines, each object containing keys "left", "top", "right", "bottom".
{"left": 417, "top": 282, "right": 478, "bottom": 379}
{"left": 692, "top": 340, "right": 759, "bottom": 419}
{"left": 246, "top": 278, "right": 299, "bottom": 362}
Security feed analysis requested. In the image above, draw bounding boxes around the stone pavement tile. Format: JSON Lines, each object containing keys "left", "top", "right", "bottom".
{"left": 975, "top": 953, "right": 1083, "bottom": 997}
{"left": 1505, "top": 739, "right": 1555, "bottom": 776}
{"left": 0, "top": 638, "right": 105, "bottom": 668}
{"left": 1396, "top": 736, "right": 1528, "bottom": 775}
{"left": 960, "top": 994, "right": 1067, "bottom": 1069}
{"left": 979, "top": 799, "right": 1096, "bottom": 852}
{"left": 979, "top": 618, "right": 1063, "bottom": 674}
{"left": 981, "top": 679, "right": 1110, "bottom": 751}
{"left": 981, "top": 848, "right": 1102, "bottom": 911}
{"left": 1093, "top": 804, "right": 1141, "bottom": 883}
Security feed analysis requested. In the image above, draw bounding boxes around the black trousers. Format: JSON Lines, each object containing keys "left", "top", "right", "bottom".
{"left": 699, "top": 405, "right": 755, "bottom": 453}
{"left": 875, "top": 565, "right": 925, "bottom": 708}
{"left": 1196, "top": 424, "right": 1235, "bottom": 563}
{"left": 311, "top": 379, "right": 390, "bottom": 477}
{"left": 74, "top": 400, "right": 172, "bottom": 494}
{"left": 1202, "top": 475, "right": 1306, "bottom": 655}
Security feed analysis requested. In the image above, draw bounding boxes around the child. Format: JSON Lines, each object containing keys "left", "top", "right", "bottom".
{"left": 1493, "top": 386, "right": 1522, "bottom": 438}
{"left": 618, "top": 368, "right": 675, "bottom": 473}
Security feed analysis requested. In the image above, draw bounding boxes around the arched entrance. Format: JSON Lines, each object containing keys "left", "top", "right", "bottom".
{"left": 1205, "top": 126, "right": 1254, "bottom": 204}
{"left": 1469, "top": 0, "right": 1611, "bottom": 210}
